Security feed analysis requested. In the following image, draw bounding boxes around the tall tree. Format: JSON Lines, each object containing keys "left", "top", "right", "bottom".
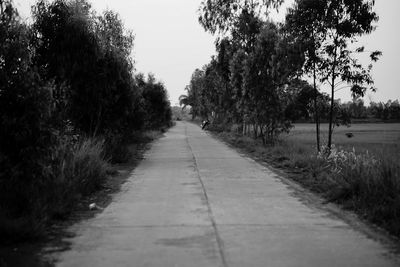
{"left": 140, "top": 74, "right": 172, "bottom": 129}
{"left": 0, "top": 0, "right": 56, "bottom": 218}
{"left": 285, "top": 0, "right": 328, "bottom": 152}
{"left": 319, "top": 0, "right": 380, "bottom": 149}
{"left": 286, "top": 0, "right": 380, "bottom": 150}
{"left": 229, "top": 48, "right": 247, "bottom": 125}
{"left": 32, "top": 0, "right": 142, "bottom": 136}
{"left": 242, "top": 22, "right": 295, "bottom": 143}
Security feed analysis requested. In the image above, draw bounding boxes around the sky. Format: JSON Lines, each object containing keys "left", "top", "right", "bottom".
{"left": 15, "top": 0, "right": 400, "bottom": 106}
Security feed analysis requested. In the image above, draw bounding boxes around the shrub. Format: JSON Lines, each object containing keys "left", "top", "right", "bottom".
{"left": 103, "top": 131, "right": 132, "bottom": 164}
{"left": 139, "top": 74, "right": 173, "bottom": 130}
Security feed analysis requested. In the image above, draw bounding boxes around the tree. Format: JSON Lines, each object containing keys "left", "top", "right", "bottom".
{"left": 229, "top": 48, "right": 247, "bottom": 125}
{"left": 347, "top": 98, "right": 367, "bottom": 119}
{"left": 319, "top": 0, "right": 380, "bottom": 149}
{"left": 284, "top": 79, "right": 315, "bottom": 122}
{"left": 0, "top": 0, "right": 55, "bottom": 218}
{"left": 285, "top": 0, "right": 328, "bottom": 152}
{"left": 182, "top": 68, "right": 206, "bottom": 120}
{"left": 32, "top": 0, "right": 143, "bottom": 137}
{"left": 140, "top": 74, "right": 172, "bottom": 129}
{"left": 286, "top": 0, "right": 380, "bottom": 150}
{"left": 198, "top": 0, "right": 283, "bottom": 35}
{"left": 242, "top": 22, "right": 294, "bottom": 143}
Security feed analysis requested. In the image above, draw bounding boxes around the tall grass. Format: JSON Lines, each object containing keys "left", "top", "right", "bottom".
{"left": 47, "top": 138, "right": 109, "bottom": 218}
{"left": 0, "top": 127, "right": 165, "bottom": 243}
{"left": 0, "top": 137, "right": 110, "bottom": 242}
{"left": 333, "top": 151, "right": 400, "bottom": 235}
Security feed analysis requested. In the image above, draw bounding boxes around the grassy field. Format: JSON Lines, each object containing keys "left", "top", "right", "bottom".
{"left": 283, "top": 123, "right": 400, "bottom": 155}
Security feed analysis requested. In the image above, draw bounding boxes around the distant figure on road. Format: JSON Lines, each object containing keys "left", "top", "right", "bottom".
{"left": 201, "top": 119, "right": 210, "bottom": 130}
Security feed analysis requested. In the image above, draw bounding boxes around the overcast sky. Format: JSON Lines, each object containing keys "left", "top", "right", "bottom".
{"left": 15, "top": 0, "right": 400, "bottom": 105}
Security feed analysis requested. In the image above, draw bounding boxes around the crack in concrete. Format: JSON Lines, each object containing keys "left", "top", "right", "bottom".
{"left": 185, "top": 123, "right": 229, "bottom": 267}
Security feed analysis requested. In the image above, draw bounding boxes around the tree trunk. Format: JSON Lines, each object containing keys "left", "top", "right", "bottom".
{"left": 260, "top": 124, "right": 265, "bottom": 145}
{"left": 311, "top": 30, "right": 321, "bottom": 153}
{"left": 313, "top": 63, "right": 321, "bottom": 152}
{"left": 328, "top": 45, "right": 338, "bottom": 150}
{"left": 242, "top": 114, "right": 246, "bottom": 136}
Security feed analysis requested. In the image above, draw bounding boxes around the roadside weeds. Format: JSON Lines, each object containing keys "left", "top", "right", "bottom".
{"left": 0, "top": 130, "right": 164, "bottom": 245}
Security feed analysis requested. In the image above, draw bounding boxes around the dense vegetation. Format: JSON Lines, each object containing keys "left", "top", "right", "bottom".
{"left": 182, "top": 0, "right": 400, "bottom": 238}
{"left": 182, "top": 0, "right": 383, "bottom": 148}
{"left": 0, "top": 0, "right": 171, "bottom": 242}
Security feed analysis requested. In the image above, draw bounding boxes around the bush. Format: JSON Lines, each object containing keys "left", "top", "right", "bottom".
{"left": 138, "top": 74, "right": 173, "bottom": 130}
{"left": 103, "top": 131, "right": 132, "bottom": 164}
{"left": 207, "top": 122, "right": 232, "bottom": 133}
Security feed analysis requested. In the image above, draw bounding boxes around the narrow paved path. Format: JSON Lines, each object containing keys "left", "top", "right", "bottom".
{"left": 51, "top": 122, "right": 398, "bottom": 267}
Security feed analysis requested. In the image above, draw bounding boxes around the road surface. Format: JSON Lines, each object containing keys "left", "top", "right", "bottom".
{"left": 48, "top": 121, "right": 398, "bottom": 267}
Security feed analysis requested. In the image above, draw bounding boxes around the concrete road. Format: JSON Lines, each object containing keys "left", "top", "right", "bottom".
{"left": 49, "top": 121, "right": 399, "bottom": 267}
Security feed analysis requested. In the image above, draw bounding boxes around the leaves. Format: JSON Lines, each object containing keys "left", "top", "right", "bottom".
{"left": 370, "top": 50, "right": 382, "bottom": 62}
{"left": 198, "top": 0, "right": 283, "bottom": 35}
{"left": 355, "top": 46, "right": 365, "bottom": 52}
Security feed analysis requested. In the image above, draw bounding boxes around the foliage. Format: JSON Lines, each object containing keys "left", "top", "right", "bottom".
{"left": 192, "top": 0, "right": 397, "bottom": 238}
{"left": 369, "top": 100, "right": 400, "bottom": 121}
{"left": 286, "top": 97, "right": 400, "bottom": 123}
{"left": 0, "top": 0, "right": 55, "bottom": 224}
{"left": 198, "top": 0, "right": 283, "bottom": 35}
{"left": 32, "top": 0, "right": 143, "bottom": 137}
{"left": 242, "top": 22, "right": 294, "bottom": 142}
{"left": 139, "top": 74, "right": 172, "bottom": 130}
{"left": 290, "top": 0, "right": 380, "bottom": 149}
{"left": 182, "top": 19, "right": 303, "bottom": 142}
{"left": 285, "top": 0, "right": 328, "bottom": 151}
{"left": 284, "top": 79, "right": 314, "bottom": 121}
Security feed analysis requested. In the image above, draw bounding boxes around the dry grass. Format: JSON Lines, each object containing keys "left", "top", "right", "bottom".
{"left": 48, "top": 138, "right": 110, "bottom": 217}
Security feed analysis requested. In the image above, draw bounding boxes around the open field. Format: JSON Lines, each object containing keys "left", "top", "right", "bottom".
{"left": 283, "top": 123, "right": 400, "bottom": 154}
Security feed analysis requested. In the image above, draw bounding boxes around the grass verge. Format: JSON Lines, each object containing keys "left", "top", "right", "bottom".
{"left": 212, "top": 130, "right": 400, "bottom": 239}
{"left": 0, "top": 130, "right": 163, "bottom": 244}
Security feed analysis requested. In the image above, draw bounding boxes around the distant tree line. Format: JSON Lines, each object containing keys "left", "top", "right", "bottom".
{"left": 286, "top": 93, "right": 400, "bottom": 122}
{"left": 343, "top": 99, "right": 400, "bottom": 121}
{"left": 182, "top": 0, "right": 381, "bottom": 150}
{"left": 0, "top": 0, "right": 171, "bottom": 240}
